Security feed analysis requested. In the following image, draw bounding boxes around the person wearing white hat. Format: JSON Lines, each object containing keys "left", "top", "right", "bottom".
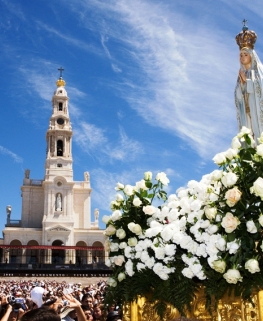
{"left": 30, "top": 287, "right": 45, "bottom": 308}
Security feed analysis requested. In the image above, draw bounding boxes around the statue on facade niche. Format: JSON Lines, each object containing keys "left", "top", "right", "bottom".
{"left": 6, "top": 205, "right": 12, "bottom": 217}
{"left": 94, "top": 208, "right": 99, "bottom": 221}
{"left": 84, "top": 171, "right": 90, "bottom": 182}
{"left": 24, "top": 169, "right": 30, "bottom": 179}
{"left": 235, "top": 20, "right": 263, "bottom": 141}
{"left": 56, "top": 193, "right": 62, "bottom": 211}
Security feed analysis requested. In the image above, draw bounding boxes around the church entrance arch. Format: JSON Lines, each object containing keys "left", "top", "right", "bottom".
{"left": 26, "top": 240, "right": 39, "bottom": 264}
{"left": 9, "top": 240, "right": 22, "bottom": 264}
{"left": 52, "top": 240, "right": 65, "bottom": 264}
{"left": 75, "top": 241, "right": 87, "bottom": 266}
{"left": 92, "top": 241, "right": 104, "bottom": 263}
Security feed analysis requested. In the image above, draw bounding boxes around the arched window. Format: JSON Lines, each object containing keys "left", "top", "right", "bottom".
{"left": 58, "top": 102, "right": 63, "bottom": 111}
{"left": 57, "top": 140, "right": 63, "bottom": 156}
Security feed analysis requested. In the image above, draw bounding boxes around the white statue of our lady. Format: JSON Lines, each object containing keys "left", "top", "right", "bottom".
{"left": 235, "top": 21, "right": 263, "bottom": 141}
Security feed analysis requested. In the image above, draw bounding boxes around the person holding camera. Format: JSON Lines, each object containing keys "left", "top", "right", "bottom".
{"left": 0, "top": 294, "right": 25, "bottom": 321}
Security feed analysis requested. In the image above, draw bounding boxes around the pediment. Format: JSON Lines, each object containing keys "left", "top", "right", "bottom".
{"left": 46, "top": 225, "right": 71, "bottom": 232}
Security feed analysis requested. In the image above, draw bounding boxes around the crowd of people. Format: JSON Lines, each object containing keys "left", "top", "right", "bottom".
{"left": 0, "top": 279, "right": 122, "bottom": 321}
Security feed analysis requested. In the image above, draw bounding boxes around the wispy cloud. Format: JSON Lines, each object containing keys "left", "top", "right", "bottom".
{"left": 100, "top": 34, "right": 122, "bottom": 73}
{"left": 36, "top": 21, "right": 101, "bottom": 56}
{"left": 104, "top": 126, "right": 144, "bottom": 161}
{"left": 74, "top": 122, "right": 143, "bottom": 162}
{"left": 72, "top": 0, "right": 239, "bottom": 158}
{"left": 1, "top": 0, "right": 26, "bottom": 22}
{"left": 74, "top": 122, "right": 108, "bottom": 151}
{"left": 0, "top": 146, "right": 23, "bottom": 163}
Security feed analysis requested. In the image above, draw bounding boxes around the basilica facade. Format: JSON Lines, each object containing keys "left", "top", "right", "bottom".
{"left": 1, "top": 74, "right": 105, "bottom": 267}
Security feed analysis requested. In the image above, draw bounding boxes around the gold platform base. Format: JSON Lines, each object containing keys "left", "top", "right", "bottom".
{"left": 122, "top": 290, "right": 263, "bottom": 321}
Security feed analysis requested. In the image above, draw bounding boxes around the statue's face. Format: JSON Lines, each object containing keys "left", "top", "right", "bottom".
{"left": 240, "top": 50, "right": 251, "bottom": 66}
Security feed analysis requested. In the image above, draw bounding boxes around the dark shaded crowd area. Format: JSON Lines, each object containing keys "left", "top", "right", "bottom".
{"left": 0, "top": 279, "right": 121, "bottom": 321}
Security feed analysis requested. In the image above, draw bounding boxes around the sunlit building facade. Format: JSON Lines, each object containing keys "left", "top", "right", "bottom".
{"left": 2, "top": 74, "right": 105, "bottom": 267}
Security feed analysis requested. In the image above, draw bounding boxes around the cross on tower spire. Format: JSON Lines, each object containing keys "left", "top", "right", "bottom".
{"left": 58, "top": 67, "right": 64, "bottom": 78}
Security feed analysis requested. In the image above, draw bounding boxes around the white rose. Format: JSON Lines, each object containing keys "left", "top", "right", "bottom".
{"left": 123, "top": 184, "right": 134, "bottom": 196}
{"left": 119, "top": 242, "right": 127, "bottom": 249}
{"left": 246, "top": 220, "right": 257, "bottom": 234}
{"left": 143, "top": 205, "right": 156, "bottom": 215}
{"left": 221, "top": 212, "right": 240, "bottom": 233}
{"left": 237, "top": 126, "right": 251, "bottom": 137}
{"left": 200, "top": 220, "right": 210, "bottom": 229}
{"left": 125, "top": 259, "right": 135, "bottom": 277}
{"left": 250, "top": 177, "right": 263, "bottom": 200}
{"left": 213, "top": 152, "right": 226, "bottom": 165}
{"left": 225, "top": 187, "right": 242, "bottom": 207}
{"left": 131, "top": 224, "right": 142, "bottom": 235}
{"left": 105, "top": 225, "right": 116, "bottom": 236}
{"left": 102, "top": 215, "right": 111, "bottom": 224}
{"left": 225, "top": 148, "right": 238, "bottom": 160}
{"left": 128, "top": 237, "right": 138, "bottom": 247}
{"left": 104, "top": 239, "right": 111, "bottom": 252}
{"left": 223, "top": 269, "right": 243, "bottom": 284}
{"left": 156, "top": 172, "right": 170, "bottom": 185}
{"left": 256, "top": 144, "right": 263, "bottom": 157}
{"left": 117, "top": 272, "right": 126, "bottom": 282}
{"left": 221, "top": 172, "right": 238, "bottom": 188}
{"left": 245, "top": 259, "right": 260, "bottom": 274}
{"left": 212, "top": 260, "right": 226, "bottom": 273}
{"left": 107, "top": 277, "right": 117, "bottom": 287}
{"left": 116, "top": 228, "right": 126, "bottom": 239}
{"left": 231, "top": 136, "right": 241, "bottom": 149}
{"left": 105, "top": 258, "right": 112, "bottom": 267}
{"left": 204, "top": 206, "right": 217, "bottom": 220}
{"left": 114, "top": 255, "right": 125, "bottom": 266}
{"left": 127, "top": 222, "right": 135, "bottom": 231}
{"left": 111, "top": 210, "right": 122, "bottom": 221}
{"left": 110, "top": 200, "right": 119, "bottom": 210}
{"left": 135, "top": 179, "right": 148, "bottom": 191}
{"left": 144, "top": 171, "right": 152, "bottom": 180}
{"left": 259, "top": 215, "right": 263, "bottom": 227}
{"left": 216, "top": 237, "right": 226, "bottom": 251}
{"left": 211, "top": 170, "right": 223, "bottom": 181}
{"left": 133, "top": 198, "right": 142, "bottom": 207}
{"left": 182, "top": 267, "right": 195, "bottom": 279}
{"left": 115, "top": 194, "right": 124, "bottom": 202}
{"left": 207, "top": 224, "right": 218, "bottom": 234}
{"left": 110, "top": 242, "right": 119, "bottom": 252}
{"left": 115, "top": 182, "right": 124, "bottom": 191}
{"left": 226, "top": 240, "right": 240, "bottom": 254}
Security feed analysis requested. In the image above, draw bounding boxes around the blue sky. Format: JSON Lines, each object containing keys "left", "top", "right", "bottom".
{"left": 1, "top": 0, "right": 263, "bottom": 233}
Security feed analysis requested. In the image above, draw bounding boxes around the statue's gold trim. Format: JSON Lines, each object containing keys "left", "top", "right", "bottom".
{"left": 123, "top": 290, "right": 263, "bottom": 321}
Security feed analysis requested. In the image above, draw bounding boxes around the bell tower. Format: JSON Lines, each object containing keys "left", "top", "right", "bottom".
{"left": 42, "top": 68, "right": 93, "bottom": 248}
{"left": 45, "top": 67, "right": 73, "bottom": 182}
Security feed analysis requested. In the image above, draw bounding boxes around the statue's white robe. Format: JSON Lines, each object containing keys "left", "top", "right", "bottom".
{"left": 235, "top": 50, "right": 263, "bottom": 142}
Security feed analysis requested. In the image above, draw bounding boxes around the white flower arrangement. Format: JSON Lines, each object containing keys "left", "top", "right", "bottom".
{"left": 104, "top": 127, "right": 263, "bottom": 316}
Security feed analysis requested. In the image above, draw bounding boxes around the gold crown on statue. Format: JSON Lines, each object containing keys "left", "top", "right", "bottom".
{"left": 236, "top": 19, "right": 257, "bottom": 50}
